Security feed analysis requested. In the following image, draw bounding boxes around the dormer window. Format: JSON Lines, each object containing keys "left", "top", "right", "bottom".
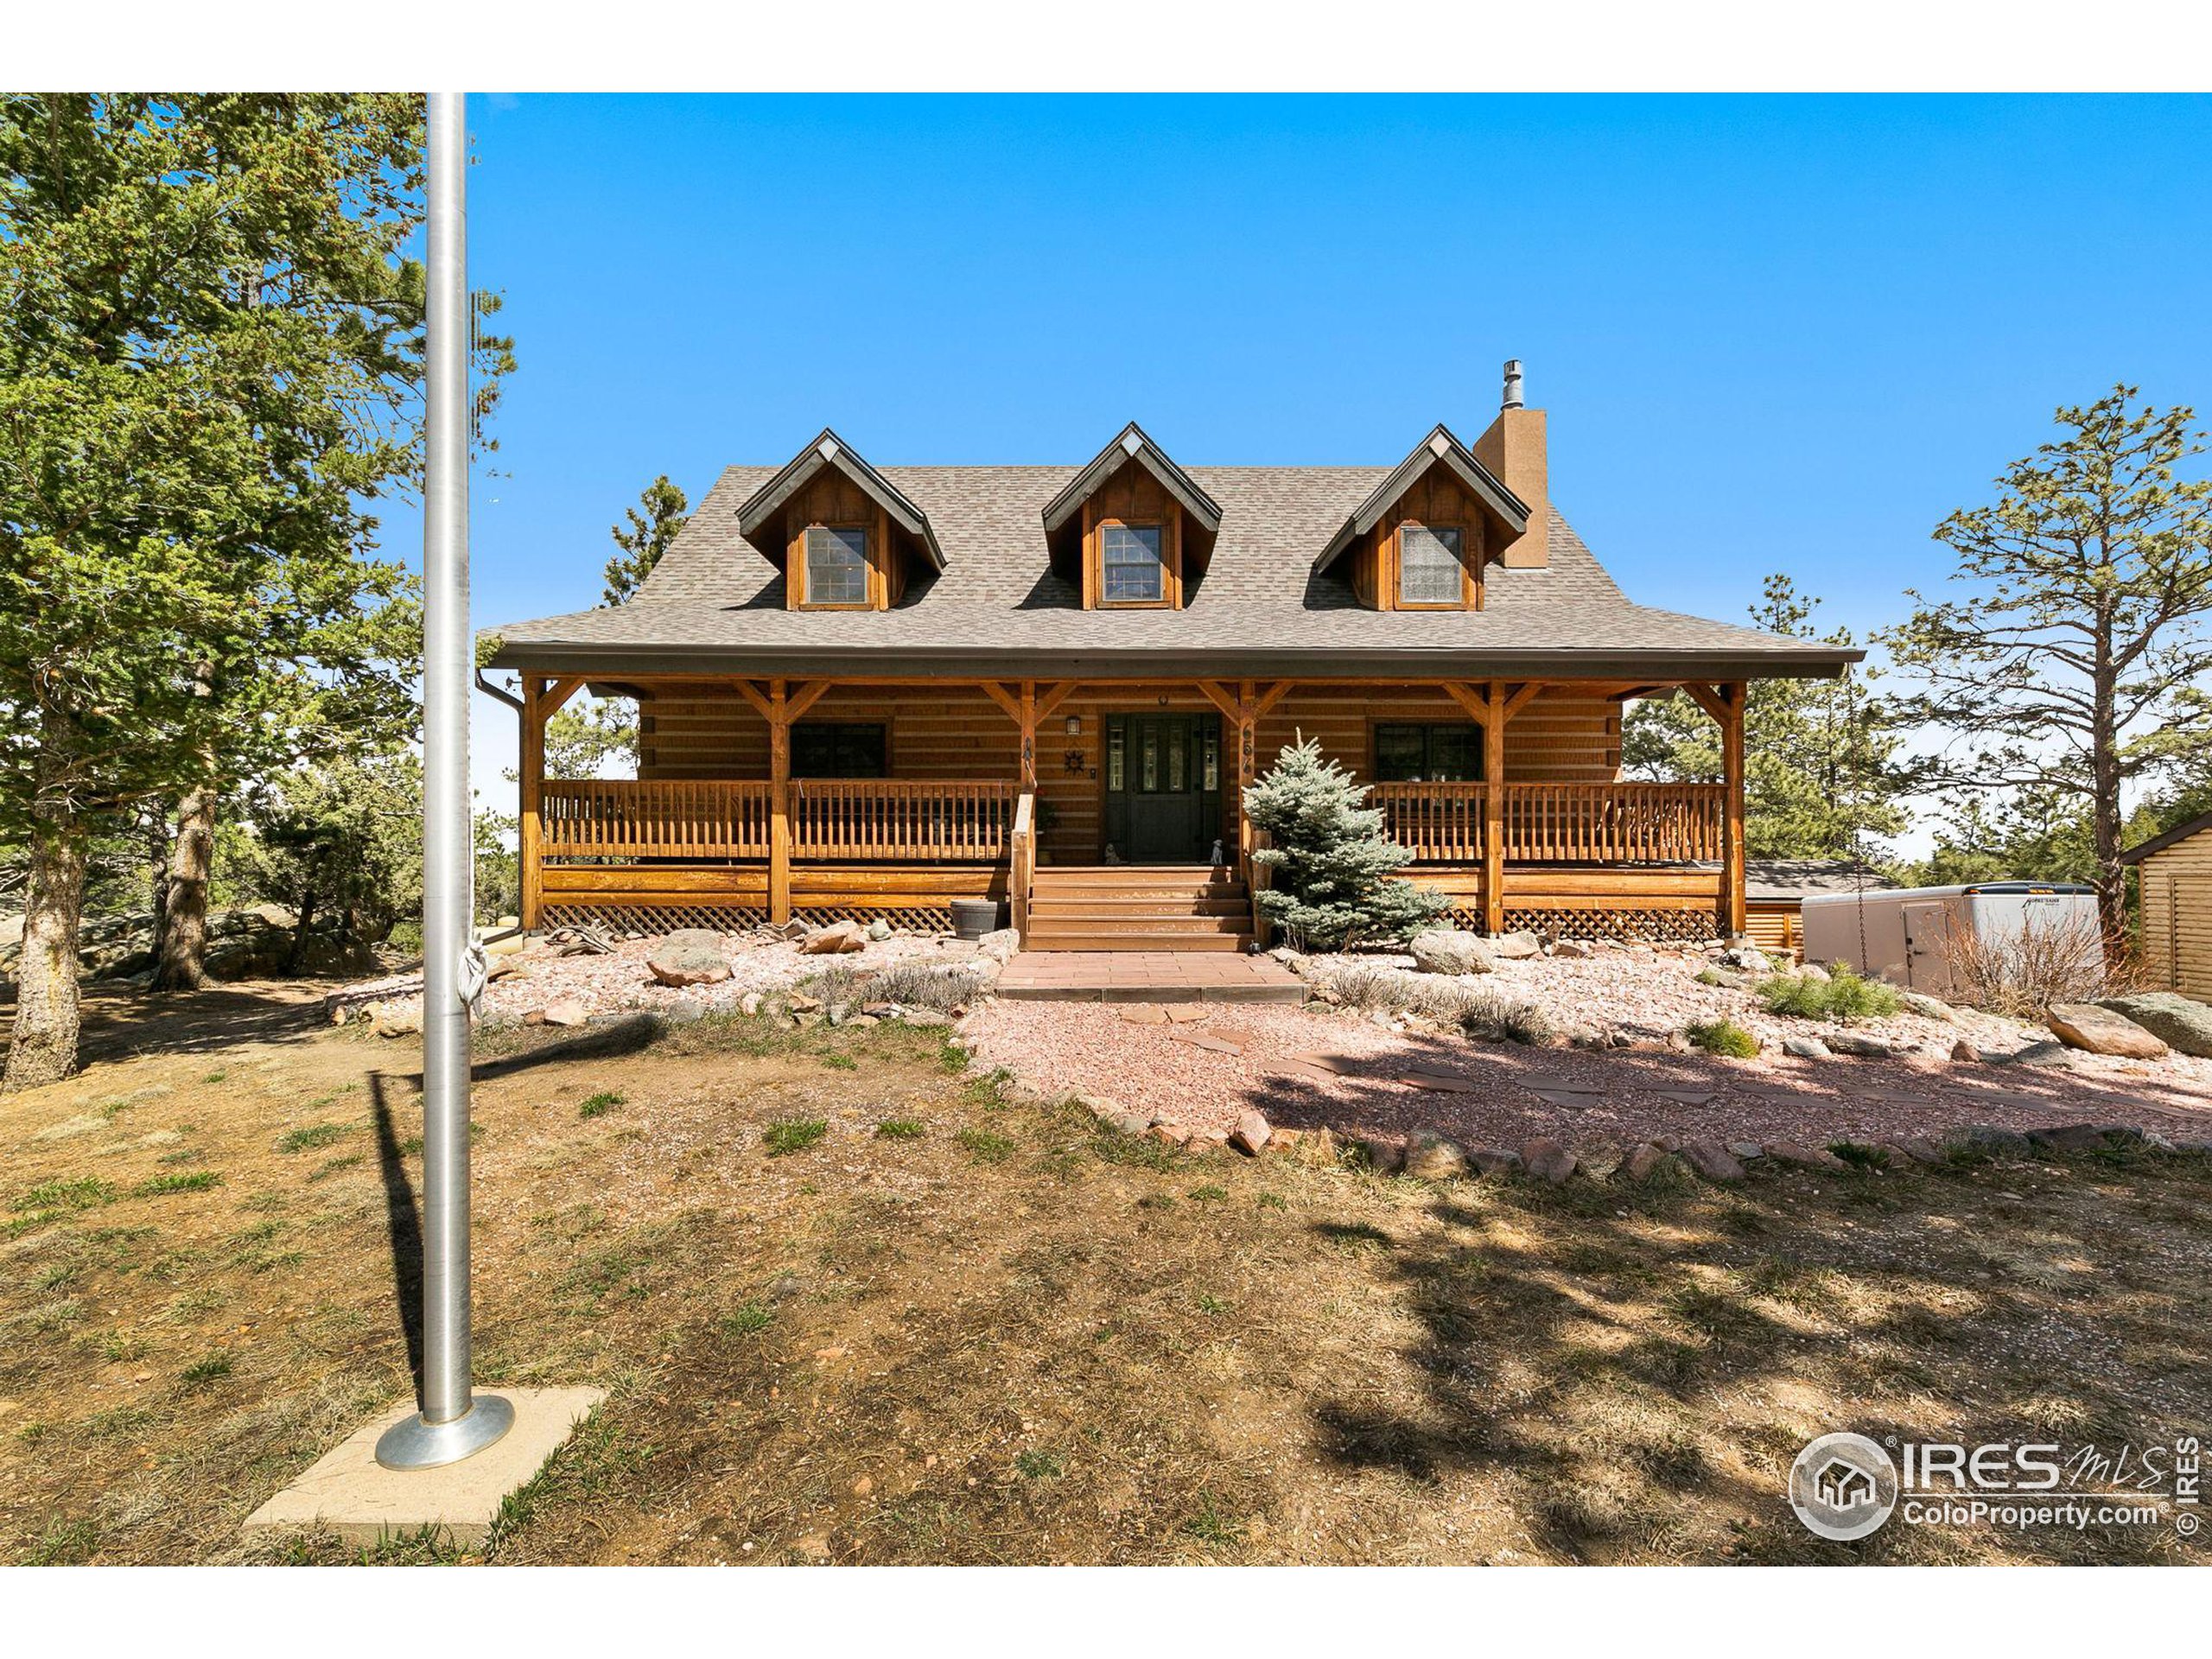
{"left": 1397, "top": 523, "right": 1465, "bottom": 607}
{"left": 738, "top": 429, "right": 944, "bottom": 614}
{"left": 1101, "top": 523, "right": 1166, "bottom": 604}
{"left": 1043, "top": 424, "right": 1222, "bottom": 611}
{"left": 804, "top": 524, "right": 870, "bottom": 607}
{"left": 1311, "top": 425, "right": 1529, "bottom": 613}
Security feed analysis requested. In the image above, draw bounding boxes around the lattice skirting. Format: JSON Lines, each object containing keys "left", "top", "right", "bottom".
{"left": 541, "top": 900, "right": 957, "bottom": 936}
{"left": 1438, "top": 905, "right": 1720, "bottom": 944}
{"left": 543, "top": 902, "right": 770, "bottom": 935}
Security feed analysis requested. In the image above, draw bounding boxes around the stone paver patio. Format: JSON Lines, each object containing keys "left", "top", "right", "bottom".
{"left": 995, "top": 950, "right": 1306, "bottom": 1003}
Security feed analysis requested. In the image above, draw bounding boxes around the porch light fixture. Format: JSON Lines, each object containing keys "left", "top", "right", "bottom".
{"left": 1065, "top": 714, "right": 1082, "bottom": 736}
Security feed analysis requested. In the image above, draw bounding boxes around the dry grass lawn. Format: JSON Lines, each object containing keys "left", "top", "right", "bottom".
{"left": 3, "top": 982, "right": 2209, "bottom": 1566}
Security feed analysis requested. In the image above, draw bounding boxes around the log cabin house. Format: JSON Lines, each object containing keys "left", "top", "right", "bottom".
{"left": 482, "top": 364, "right": 1860, "bottom": 952}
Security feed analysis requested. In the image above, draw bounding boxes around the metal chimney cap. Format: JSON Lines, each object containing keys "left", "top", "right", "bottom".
{"left": 1502, "top": 359, "right": 1525, "bottom": 411}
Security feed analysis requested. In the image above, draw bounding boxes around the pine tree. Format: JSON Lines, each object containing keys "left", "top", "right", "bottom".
{"left": 1881, "top": 387, "right": 2212, "bottom": 954}
{"left": 1623, "top": 575, "right": 1909, "bottom": 859}
{"left": 1244, "top": 739, "right": 1447, "bottom": 950}
{"left": 603, "top": 475, "right": 690, "bottom": 604}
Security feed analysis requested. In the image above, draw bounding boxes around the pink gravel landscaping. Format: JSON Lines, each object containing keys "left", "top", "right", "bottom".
{"left": 957, "top": 958, "right": 2212, "bottom": 1153}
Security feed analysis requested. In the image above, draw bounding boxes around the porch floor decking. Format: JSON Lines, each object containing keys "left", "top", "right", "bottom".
{"left": 995, "top": 950, "right": 1305, "bottom": 1003}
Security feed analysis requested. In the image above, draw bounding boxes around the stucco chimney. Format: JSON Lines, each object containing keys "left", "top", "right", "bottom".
{"left": 1474, "top": 357, "right": 1548, "bottom": 568}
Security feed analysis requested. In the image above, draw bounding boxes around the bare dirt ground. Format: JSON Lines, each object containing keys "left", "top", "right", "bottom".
{"left": 961, "top": 999, "right": 2212, "bottom": 1151}
{"left": 3, "top": 980, "right": 2209, "bottom": 1566}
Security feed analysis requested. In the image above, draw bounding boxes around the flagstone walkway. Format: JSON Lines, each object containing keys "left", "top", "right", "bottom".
{"left": 995, "top": 950, "right": 1306, "bottom": 1002}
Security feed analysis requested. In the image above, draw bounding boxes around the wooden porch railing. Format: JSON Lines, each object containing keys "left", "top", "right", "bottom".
{"left": 1373, "top": 782, "right": 1726, "bottom": 864}
{"left": 790, "top": 779, "right": 1016, "bottom": 861}
{"left": 541, "top": 779, "right": 772, "bottom": 861}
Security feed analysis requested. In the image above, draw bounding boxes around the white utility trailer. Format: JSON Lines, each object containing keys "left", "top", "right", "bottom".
{"left": 1799, "top": 880, "right": 2101, "bottom": 1000}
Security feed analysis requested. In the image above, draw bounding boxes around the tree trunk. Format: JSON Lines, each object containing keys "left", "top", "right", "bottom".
{"left": 148, "top": 804, "right": 171, "bottom": 942}
{"left": 286, "top": 889, "right": 318, "bottom": 977}
{"left": 3, "top": 805, "right": 90, "bottom": 1094}
{"left": 2090, "top": 603, "right": 2127, "bottom": 967}
{"left": 150, "top": 785, "right": 216, "bottom": 992}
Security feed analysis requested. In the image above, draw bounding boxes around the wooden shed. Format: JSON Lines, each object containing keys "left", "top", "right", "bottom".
{"left": 2121, "top": 812, "right": 2212, "bottom": 1001}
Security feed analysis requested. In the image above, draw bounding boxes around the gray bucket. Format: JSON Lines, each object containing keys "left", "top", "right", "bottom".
{"left": 950, "top": 898, "right": 1002, "bottom": 941}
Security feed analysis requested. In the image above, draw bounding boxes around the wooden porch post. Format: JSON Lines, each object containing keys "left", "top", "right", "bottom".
{"left": 519, "top": 674, "right": 544, "bottom": 930}
{"left": 768, "top": 678, "right": 791, "bottom": 925}
{"left": 1721, "top": 680, "right": 1747, "bottom": 938}
{"left": 1483, "top": 682, "right": 1508, "bottom": 935}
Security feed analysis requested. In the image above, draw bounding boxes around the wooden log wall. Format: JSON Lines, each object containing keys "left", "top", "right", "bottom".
{"left": 630, "top": 681, "right": 1624, "bottom": 865}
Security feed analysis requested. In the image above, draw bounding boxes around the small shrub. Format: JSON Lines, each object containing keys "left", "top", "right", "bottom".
{"left": 24, "top": 1518, "right": 98, "bottom": 1566}
{"left": 15, "top": 1177, "right": 115, "bottom": 1213}
{"left": 1694, "top": 967, "right": 1737, "bottom": 988}
{"left": 874, "top": 1119, "right": 925, "bottom": 1140}
{"left": 956, "top": 1128, "right": 1014, "bottom": 1166}
{"left": 1756, "top": 964, "right": 1900, "bottom": 1021}
{"left": 719, "top": 1301, "right": 774, "bottom": 1338}
{"left": 579, "top": 1091, "right": 625, "bottom": 1120}
{"left": 1937, "top": 906, "right": 2121, "bottom": 1017}
{"left": 1686, "top": 1020, "right": 1759, "bottom": 1058}
{"left": 1829, "top": 1141, "right": 1891, "bottom": 1171}
{"left": 804, "top": 960, "right": 985, "bottom": 1013}
{"left": 276, "top": 1123, "right": 352, "bottom": 1154}
{"left": 181, "top": 1351, "right": 233, "bottom": 1388}
{"left": 1181, "top": 1490, "right": 1247, "bottom": 1548}
{"left": 134, "top": 1172, "right": 222, "bottom": 1197}
{"left": 763, "top": 1118, "right": 829, "bottom": 1156}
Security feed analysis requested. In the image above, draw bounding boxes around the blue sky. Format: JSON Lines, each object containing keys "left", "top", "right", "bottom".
{"left": 433, "top": 94, "right": 2212, "bottom": 794}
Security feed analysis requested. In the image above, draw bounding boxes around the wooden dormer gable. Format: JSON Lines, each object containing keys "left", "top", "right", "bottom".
{"left": 735, "top": 429, "right": 944, "bottom": 611}
{"left": 1312, "top": 425, "right": 1529, "bottom": 612}
{"left": 1041, "top": 423, "right": 1224, "bottom": 610}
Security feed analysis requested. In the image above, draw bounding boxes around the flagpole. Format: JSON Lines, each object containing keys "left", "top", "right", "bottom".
{"left": 377, "top": 89, "right": 514, "bottom": 1470}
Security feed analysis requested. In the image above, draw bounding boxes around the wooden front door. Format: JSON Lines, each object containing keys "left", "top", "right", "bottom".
{"left": 1103, "top": 714, "right": 1223, "bottom": 864}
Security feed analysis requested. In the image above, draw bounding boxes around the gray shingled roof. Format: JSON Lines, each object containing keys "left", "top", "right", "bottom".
{"left": 486, "top": 461, "right": 1861, "bottom": 681}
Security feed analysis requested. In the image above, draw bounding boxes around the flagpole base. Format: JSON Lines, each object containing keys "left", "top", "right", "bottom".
{"left": 373, "top": 1392, "right": 516, "bottom": 1471}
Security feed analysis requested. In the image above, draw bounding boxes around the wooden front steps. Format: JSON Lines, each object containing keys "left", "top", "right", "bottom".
{"left": 1025, "top": 864, "right": 1254, "bottom": 953}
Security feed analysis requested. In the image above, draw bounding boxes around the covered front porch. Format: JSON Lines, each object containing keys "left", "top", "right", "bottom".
{"left": 511, "top": 674, "right": 1746, "bottom": 946}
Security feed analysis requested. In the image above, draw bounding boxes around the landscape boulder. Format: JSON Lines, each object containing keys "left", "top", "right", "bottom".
{"left": 1402, "top": 1132, "right": 1468, "bottom": 1181}
{"left": 1624, "top": 1142, "right": 1672, "bottom": 1182}
{"left": 1900, "top": 991, "right": 1955, "bottom": 1023}
{"left": 1408, "top": 930, "right": 1494, "bottom": 976}
{"left": 542, "top": 997, "right": 589, "bottom": 1027}
{"left": 1678, "top": 1141, "right": 1745, "bottom": 1182}
{"left": 976, "top": 927, "right": 1022, "bottom": 963}
{"left": 1520, "top": 1135, "right": 1575, "bottom": 1184}
{"left": 801, "top": 921, "right": 869, "bottom": 956}
{"left": 647, "top": 928, "right": 732, "bottom": 987}
{"left": 1489, "top": 930, "right": 1543, "bottom": 962}
{"left": 2047, "top": 1001, "right": 2168, "bottom": 1059}
{"left": 1948, "top": 1123, "right": 2032, "bottom": 1158}
{"left": 1229, "top": 1109, "right": 1273, "bottom": 1157}
{"left": 1470, "top": 1147, "right": 1522, "bottom": 1177}
{"left": 1551, "top": 938, "right": 1592, "bottom": 960}
{"left": 1826, "top": 1032, "right": 1892, "bottom": 1058}
{"left": 2092, "top": 992, "right": 2212, "bottom": 1058}
{"left": 1570, "top": 1139, "right": 1625, "bottom": 1182}
{"left": 1783, "top": 1035, "right": 1832, "bottom": 1060}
